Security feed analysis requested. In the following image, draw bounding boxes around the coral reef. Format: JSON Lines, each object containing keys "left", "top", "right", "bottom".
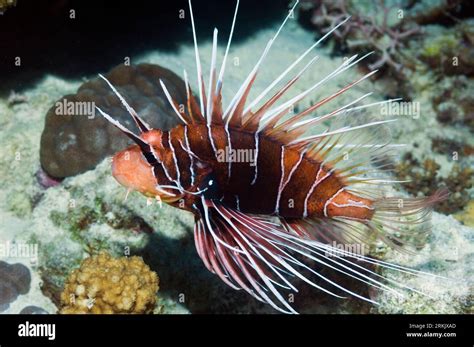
{"left": 419, "top": 21, "right": 474, "bottom": 77}
{"left": 300, "top": 0, "right": 421, "bottom": 76}
{"left": 0, "top": 17, "right": 472, "bottom": 314}
{"left": 299, "top": 1, "right": 474, "bottom": 105}
{"left": 405, "top": 0, "right": 464, "bottom": 25}
{"left": 395, "top": 153, "right": 473, "bottom": 214}
{"left": 0, "top": 261, "right": 31, "bottom": 312}
{"left": 40, "top": 63, "right": 186, "bottom": 178}
{"left": 32, "top": 164, "right": 152, "bottom": 307}
{"left": 48, "top": 196, "right": 153, "bottom": 248}
{"left": 431, "top": 76, "right": 474, "bottom": 131}
{"left": 59, "top": 252, "right": 159, "bottom": 314}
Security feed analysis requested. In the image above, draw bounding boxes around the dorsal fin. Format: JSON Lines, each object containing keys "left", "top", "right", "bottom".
{"left": 211, "top": 91, "right": 223, "bottom": 124}
{"left": 227, "top": 73, "right": 258, "bottom": 127}
{"left": 98, "top": 74, "right": 151, "bottom": 133}
{"left": 241, "top": 55, "right": 319, "bottom": 132}
{"left": 183, "top": 69, "right": 204, "bottom": 124}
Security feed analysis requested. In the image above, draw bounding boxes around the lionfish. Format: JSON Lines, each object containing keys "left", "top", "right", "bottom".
{"left": 96, "top": 0, "right": 447, "bottom": 313}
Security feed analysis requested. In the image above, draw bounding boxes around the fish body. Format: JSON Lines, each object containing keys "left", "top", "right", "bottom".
{"left": 97, "top": 0, "right": 447, "bottom": 313}
{"left": 114, "top": 123, "right": 374, "bottom": 221}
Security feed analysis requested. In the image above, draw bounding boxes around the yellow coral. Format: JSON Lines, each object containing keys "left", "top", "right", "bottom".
{"left": 60, "top": 252, "right": 159, "bottom": 314}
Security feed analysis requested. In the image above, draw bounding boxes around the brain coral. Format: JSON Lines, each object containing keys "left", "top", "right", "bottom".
{"left": 40, "top": 63, "right": 186, "bottom": 178}
{"left": 59, "top": 252, "right": 159, "bottom": 314}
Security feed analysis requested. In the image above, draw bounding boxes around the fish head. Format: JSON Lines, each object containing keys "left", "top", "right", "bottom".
{"left": 112, "top": 145, "right": 158, "bottom": 197}
{"left": 111, "top": 129, "right": 177, "bottom": 200}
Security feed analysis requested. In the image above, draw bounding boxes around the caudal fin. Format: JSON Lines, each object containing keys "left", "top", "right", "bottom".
{"left": 369, "top": 188, "right": 449, "bottom": 252}
{"left": 278, "top": 189, "right": 448, "bottom": 255}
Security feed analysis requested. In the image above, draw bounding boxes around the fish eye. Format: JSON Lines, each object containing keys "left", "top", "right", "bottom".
{"left": 208, "top": 180, "right": 214, "bottom": 186}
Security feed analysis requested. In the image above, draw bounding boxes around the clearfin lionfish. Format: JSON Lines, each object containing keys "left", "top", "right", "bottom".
{"left": 96, "top": 0, "right": 448, "bottom": 313}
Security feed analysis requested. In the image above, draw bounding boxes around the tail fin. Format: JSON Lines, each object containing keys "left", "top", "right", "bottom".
{"left": 369, "top": 188, "right": 449, "bottom": 252}
{"left": 282, "top": 189, "right": 449, "bottom": 254}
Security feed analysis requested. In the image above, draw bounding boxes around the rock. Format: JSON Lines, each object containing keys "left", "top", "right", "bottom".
{"left": 0, "top": 261, "right": 31, "bottom": 311}
{"left": 373, "top": 213, "right": 473, "bottom": 314}
{"left": 40, "top": 63, "right": 186, "bottom": 178}
{"left": 419, "top": 22, "right": 474, "bottom": 77}
{"left": 19, "top": 306, "right": 49, "bottom": 314}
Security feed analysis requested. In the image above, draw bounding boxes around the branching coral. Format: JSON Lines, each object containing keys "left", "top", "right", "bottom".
{"left": 60, "top": 252, "right": 159, "bottom": 314}
{"left": 300, "top": 0, "right": 421, "bottom": 75}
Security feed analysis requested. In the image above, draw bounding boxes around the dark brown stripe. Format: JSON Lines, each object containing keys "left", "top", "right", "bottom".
{"left": 170, "top": 126, "right": 192, "bottom": 188}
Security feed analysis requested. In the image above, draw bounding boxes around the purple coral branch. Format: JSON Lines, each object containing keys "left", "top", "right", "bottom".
{"left": 306, "top": 0, "right": 421, "bottom": 75}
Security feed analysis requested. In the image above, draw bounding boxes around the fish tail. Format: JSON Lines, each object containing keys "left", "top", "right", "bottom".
{"left": 368, "top": 188, "right": 449, "bottom": 252}
{"left": 283, "top": 188, "right": 449, "bottom": 255}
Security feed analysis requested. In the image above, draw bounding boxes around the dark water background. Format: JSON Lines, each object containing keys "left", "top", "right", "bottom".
{"left": 0, "top": 0, "right": 289, "bottom": 95}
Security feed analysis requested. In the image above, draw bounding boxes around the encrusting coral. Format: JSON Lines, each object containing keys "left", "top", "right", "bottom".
{"left": 431, "top": 76, "right": 474, "bottom": 132}
{"left": 59, "top": 252, "right": 159, "bottom": 314}
{"left": 419, "top": 21, "right": 474, "bottom": 77}
{"left": 395, "top": 153, "right": 473, "bottom": 214}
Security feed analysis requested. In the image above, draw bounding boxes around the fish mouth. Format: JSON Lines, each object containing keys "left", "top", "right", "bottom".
{"left": 111, "top": 147, "right": 183, "bottom": 203}
{"left": 111, "top": 147, "right": 158, "bottom": 196}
